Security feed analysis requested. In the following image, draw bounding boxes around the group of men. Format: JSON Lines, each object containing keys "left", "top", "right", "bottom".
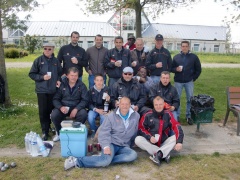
{"left": 29, "top": 30, "right": 201, "bottom": 169}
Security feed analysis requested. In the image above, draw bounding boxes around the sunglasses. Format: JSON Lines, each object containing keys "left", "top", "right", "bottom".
{"left": 44, "top": 48, "right": 52, "bottom": 51}
{"left": 124, "top": 73, "right": 133, "bottom": 76}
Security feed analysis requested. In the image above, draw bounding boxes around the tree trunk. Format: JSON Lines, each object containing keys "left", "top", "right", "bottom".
{"left": 135, "top": 1, "right": 142, "bottom": 38}
{"left": 0, "top": 11, "right": 11, "bottom": 106}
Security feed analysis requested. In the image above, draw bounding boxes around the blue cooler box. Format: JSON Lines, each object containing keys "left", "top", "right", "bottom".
{"left": 60, "top": 125, "right": 87, "bottom": 157}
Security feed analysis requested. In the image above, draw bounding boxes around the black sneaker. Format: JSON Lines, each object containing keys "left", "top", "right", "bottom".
{"left": 187, "top": 118, "right": 194, "bottom": 125}
{"left": 164, "top": 154, "right": 171, "bottom": 164}
{"left": 149, "top": 152, "right": 162, "bottom": 166}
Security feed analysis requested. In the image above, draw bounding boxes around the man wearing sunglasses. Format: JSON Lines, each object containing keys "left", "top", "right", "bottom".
{"left": 29, "top": 43, "right": 62, "bottom": 140}
{"left": 110, "top": 67, "right": 150, "bottom": 116}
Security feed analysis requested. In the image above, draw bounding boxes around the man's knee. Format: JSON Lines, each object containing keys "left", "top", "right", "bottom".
{"left": 134, "top": 136, "right": 145, "bottom": 146}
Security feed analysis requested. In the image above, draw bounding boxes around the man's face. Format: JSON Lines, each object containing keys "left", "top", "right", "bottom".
{"left": 153, "top": 99, "right": 164, "bottom": 112}
{"left": 67, "top": 71, "right": 79, "bottom": 84}
{"left": 43, "top": 46, "right": 54, "bottom": 58}
{"left": 181, "top": 43, "right": 190, "bottom": 54}
{"left": 71, "top": 33, "right": 80, "bottom": 45}
{"left": 155, "top": 39, "right": 163, "bottom": 49}
{"left": 94, "top": 76, "right": 104, "bottom": 88}
{"left": 115, "top": 39, "right": 123, "bottom": 50}
{"left": 95, "top": 36, "right": 103, "bottom": 48}
{"left": 119, "top": 98, "right": 131, "bottom": 115}
{"left": 138, "top": 68, "right": 147, "bottom": 78}
{"left": 160, "top": 73, "right": 170, "bottom": 86}
{"left": 135, "top": 40, "right": 144, "bottom": 51}
{"left": 122, "top": 72, "right": 133, "bottom": 82}
{"left": 127, "top": 38, "right": 135, "bottom": 46}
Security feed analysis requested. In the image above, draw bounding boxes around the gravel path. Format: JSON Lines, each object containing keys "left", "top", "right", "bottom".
{"left": 5, "top": 62, "right": 240, "bottom": 68}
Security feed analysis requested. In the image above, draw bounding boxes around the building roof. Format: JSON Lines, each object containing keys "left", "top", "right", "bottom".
{"left": 25, "top": 21, "right": 119, "bottom": 37}
{"left": 142, "top": 23, "right": 226, "bottom": 41}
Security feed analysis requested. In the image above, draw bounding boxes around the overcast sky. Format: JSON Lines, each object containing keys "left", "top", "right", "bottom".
{"left": 18, "top": 0, "right": 240, "bottom": 42}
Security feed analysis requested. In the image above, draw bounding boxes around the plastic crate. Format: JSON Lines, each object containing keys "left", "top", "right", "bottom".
{"left": 191, "top": 109, "right": 213, "bottom": 124}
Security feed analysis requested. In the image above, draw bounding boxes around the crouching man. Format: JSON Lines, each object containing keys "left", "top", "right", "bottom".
{"left": 64, "top": 97, "right": 140, "bottom": 170}
{"left": 135, "top": 96, "right": 184, "bottom": 166}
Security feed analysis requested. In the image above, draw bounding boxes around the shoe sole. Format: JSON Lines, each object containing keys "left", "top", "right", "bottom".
{"left": 165, "top": 155, "right": 170, "bottom": 164}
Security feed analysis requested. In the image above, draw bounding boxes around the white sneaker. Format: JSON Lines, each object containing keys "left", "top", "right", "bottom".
{"left": 64, "top": 156, "right": 77, "bottom": 170}
{"left": 53, "top": 135, "right": 60, "bottom": 142}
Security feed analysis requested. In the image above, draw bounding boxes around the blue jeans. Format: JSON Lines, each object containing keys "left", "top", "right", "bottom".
{"left": 88, "top": 110, "right": 105, "bottom": 131}
{"left": 150, "top": 75, "right": 160, "bottom": 84}
{"left": 174, "top": 81, "right": 194, "bottom": 118}
{"left": 76, "top": 144, "right": 137, "bottom": 168}
{"left": 88, "top": 75, "right": 107, "bottom": 89}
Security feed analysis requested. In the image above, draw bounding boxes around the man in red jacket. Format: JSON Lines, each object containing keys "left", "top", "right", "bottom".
{"left": 135, "top": 96, "right": 184, "bottom": 166}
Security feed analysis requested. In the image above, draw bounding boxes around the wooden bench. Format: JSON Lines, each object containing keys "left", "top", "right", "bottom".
{"left": 223, "top": 87, "right": 240, "bottom": 136}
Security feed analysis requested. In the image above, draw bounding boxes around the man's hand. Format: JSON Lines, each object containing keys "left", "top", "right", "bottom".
{"left": 133, "top": 105, "right": 139, "bottom": 112}
{"left": 43, "top": 74, "right": 51, "bottom": 80}
{"left": 60, "top": 106, "right": 68, "bottom": 114}
{"left": 170, "top": 106, "right": 175, "bottom": 111}
{"left": 174, "top": 143, "right": 182, "bottom": 151}
{"left": 71, "top": 57, "right": 78, "bottom": 64}
{"left": 103, "top": 147, "right": 111, "bottom": 155}
{"left": 150, "top": 136, "right": 157, "bottom": 144}
{"left": 70, "top": 108, "right": 78, "bottom": 118}
{"left": 114, "top": 61, "right": 121, "bottom": 67}
{"left": 96, "top": 108, "right": 105, "bottom": 115}
{"left": 156, "top": 62, "right": 163, "bottom": 68}
{"left": 176, "top": 66, "right": 182, "bottom": 72}
{"left": 56, "top": 81, "right": 61, "bottom": 88}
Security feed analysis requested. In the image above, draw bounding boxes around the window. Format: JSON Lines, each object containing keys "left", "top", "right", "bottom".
{"left": 14, "top": 39, "right": 19, "bottom": 45}
{"left": 103, "top": 41, "right": 109, "bottom": 48}
{"left": 193, "top": 44, "right": 200, "bottom": 52}
{"left": 78, "top": 41, "right": 83, "bottom": 47}
{"left": 214, "top": 45, "right": 219, "bottom": 53}
{"left": 166, "top": 43, "right": 173, "bottom": 51}
{"left": 87, "top": 41, "right": 93, "bottom": 48}
{"left": 176, "top": 43, "right": 181, "bottom": 51}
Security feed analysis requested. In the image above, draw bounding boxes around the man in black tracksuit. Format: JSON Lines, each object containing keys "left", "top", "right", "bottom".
{"left": 110, "top": 67, "right": 150, "bottom": 116}
{"left": 171, "top": 40, "right": 201, "bottom": 125}
{"left": 146, "top": 34, "right": 172, "bottom": 84}
{"left": 57, "top": 31, "right": 88, "bottom": 79}
{"left": 149, "top": 71, "right": 180, "bottom": 120}
{"left": 104, "top": 36, "right": 131, "bottom": 88}
{"left": 51, "top": 67, "right": 89, "bottom": 141}
{"left": 29, "top": 43, "right": 62, "bottom": 140}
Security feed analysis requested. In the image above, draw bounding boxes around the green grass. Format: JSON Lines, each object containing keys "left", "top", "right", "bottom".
{"left": 1, "top": 153, "right": 240, "bottom": 179}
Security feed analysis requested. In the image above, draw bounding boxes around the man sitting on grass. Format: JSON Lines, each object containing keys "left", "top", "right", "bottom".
{"left": 64, "top": 97, "right": 140, "bottom": 170}
{"left": 135, "top": 96, "right": 184, "bottom": 166}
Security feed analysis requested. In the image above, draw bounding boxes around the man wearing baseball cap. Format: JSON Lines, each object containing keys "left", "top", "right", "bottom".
{"left": 123, "top": 35, "right": 136, "bottom": 50}
{"left": 29, "top": 42, "right": 62, "bottom": 140}
{"left": 146, "top": 34, "right": 172, "bottom": 84}
{"left": 110, "top": 66, "right": 150, "bottom": 116}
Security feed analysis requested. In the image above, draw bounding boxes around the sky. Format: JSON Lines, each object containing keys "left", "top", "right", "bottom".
{"left": 18, "top": 0, "right": 240, "bottom": 42}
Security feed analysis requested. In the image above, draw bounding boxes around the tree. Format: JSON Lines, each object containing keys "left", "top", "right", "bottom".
{"left": 20, "top": 34, "right": 43, "bottom": 54}
{"left": 0, "top": 0, "right": 39, "bottom": 106}
{"left": 79, "top": 0, "right": 199, "bottom": 38}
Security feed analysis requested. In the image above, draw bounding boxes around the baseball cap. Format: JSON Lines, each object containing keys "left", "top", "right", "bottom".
{"left": 43, "top": 43, "right": 55, "bottom": 47}
{"left": 128, "top": 35, "right": 136, "bottom": 40}
{"left": 155, "top": 34, "right": 164, "bottom": 40}
{"left": 123, "top": 67, "right": 134, "bottom": 73}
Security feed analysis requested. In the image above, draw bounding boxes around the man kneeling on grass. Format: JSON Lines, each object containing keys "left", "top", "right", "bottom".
{"left": 64, "top": 97, "right": 140, "bottom": 170}
{"left": 135, "top": 96, "right": 184, "bottom": 166}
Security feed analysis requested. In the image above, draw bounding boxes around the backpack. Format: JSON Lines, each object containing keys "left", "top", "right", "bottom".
{"left": 0, "top": 74, "right": 5, "bottom": 103}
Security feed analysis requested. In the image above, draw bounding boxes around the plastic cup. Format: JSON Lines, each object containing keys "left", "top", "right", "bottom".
{"left": 179, "top": 65, "right": 183, "bottom": 71}
{"left": 117, "top": 60, "right": 122, "bottom": 65}
{"left": 132, "top": 61, "right": 137, "bottom": 66}
{"left": 47, "top": 72, "right": 51, "bottom": 77}
{"left": 155, "top": 134, "right": 160, "bottom": 141}
{"left": 65, "top": 106, "right": 69, "bottom": 113}
{"left": 102, "top": 92, "right": 108, "bottom": 100}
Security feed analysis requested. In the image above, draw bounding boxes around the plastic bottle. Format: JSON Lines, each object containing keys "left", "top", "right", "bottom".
{"left": 31, "top": 133, "right": 39, "bottom": 157}
{"left": 29, "top": 134, "right": 33, "bottom": 155}
{"left": 25, "top": 133, "right": 30, "bottom": 153}
{"left": 104, "top": 101, "right": 109, "bottom": 112}
{"left": 36, "top": 134, "right": 48, "bottom": 157}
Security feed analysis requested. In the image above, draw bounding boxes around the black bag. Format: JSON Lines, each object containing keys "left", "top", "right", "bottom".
{"left": 0, "top": 74, "right": 5, "bottom": 103}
